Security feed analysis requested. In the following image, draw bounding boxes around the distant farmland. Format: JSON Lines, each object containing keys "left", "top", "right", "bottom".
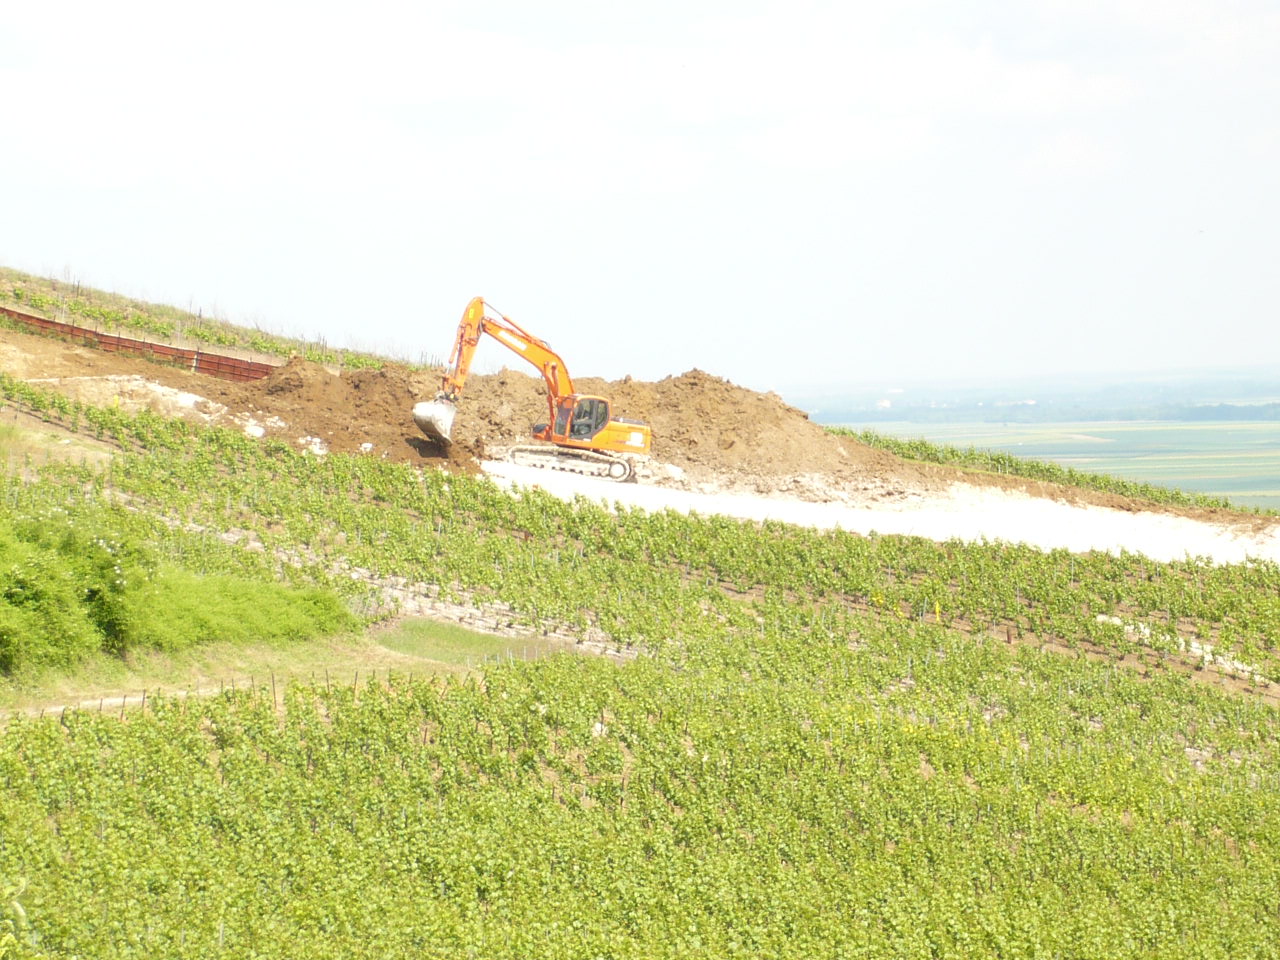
{"left": 841, "top": 420, "right": 1280, "bottom": 512}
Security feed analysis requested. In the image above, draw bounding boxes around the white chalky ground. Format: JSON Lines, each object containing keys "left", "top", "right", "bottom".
{"left": 482, "top": 461, "right": 1280, "bottom": 567}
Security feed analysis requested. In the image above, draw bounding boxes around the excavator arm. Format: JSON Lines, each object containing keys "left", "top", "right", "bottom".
{"left": 438, "top": 297, "right": 575, "bottom": 405}
{"left": 415, "top": 297, "right": 573, "bottom": 444}
{"left": 413, "top": 297, "right": 652, "bottom": 476}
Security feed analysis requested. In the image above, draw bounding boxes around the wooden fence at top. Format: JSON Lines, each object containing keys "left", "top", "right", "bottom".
{"left": 0, "top": 304, "right": 278, "bottom": 383}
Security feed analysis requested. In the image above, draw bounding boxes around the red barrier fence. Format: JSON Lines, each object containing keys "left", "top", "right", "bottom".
{"left": 0, "top": 304, "right": 279, "bottom": 383}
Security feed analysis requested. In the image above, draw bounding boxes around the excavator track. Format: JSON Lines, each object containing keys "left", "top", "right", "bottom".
{"left": 508, "top": 445, "right": 635, "bottom": 482}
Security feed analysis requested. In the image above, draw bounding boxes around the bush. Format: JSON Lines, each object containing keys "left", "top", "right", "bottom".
{"left": 119, "top": 571, "right": 355, "bottom": 651}
{"left": 0, "top": 529, "right": 102, "bottom": 672}
{"left": 0, "top": 517, "right": 354, "bottom": 676}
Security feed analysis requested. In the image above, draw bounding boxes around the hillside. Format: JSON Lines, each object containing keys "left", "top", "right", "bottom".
{"left": 0, "top": 318, "right": 920, "bottom": 491}
{"left": 2, "top": 284, "right": 1280, "bottom": 957}
{"left": 4, "top": 314, "right": 1272, "bottom": 524}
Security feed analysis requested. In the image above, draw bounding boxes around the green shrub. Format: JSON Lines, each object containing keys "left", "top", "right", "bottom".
{"left": 119, "top": 570, "right": 355, "bottom": 651}
{"left": 0, "top": 515, "right": 354, "bottom": 675}
{"left": 0, "top": 529, "right": 101, "bottom": 672}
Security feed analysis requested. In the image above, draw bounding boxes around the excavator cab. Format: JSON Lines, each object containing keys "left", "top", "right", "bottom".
{"left": 545, "top": 394, "right": 649, "bottom": 457}
{"left": 556, "top": 396, "right": 609, "bottom": 441}
{"left": 576, "top": 398, "right": 608, "bottom": 438}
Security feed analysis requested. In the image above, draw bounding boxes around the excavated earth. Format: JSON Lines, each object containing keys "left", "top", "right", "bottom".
{"left": 0, "top": 325, "right": 930, "bottom": 499}
{"left": 0, "top": 323, "right": 1265, "bottom": 521}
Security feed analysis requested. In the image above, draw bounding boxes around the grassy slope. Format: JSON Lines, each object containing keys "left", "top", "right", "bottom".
{"left": 0, "top": 266, "right": 434, "bottom": 370}
{"left": 0, "top": 621, "right": 566, "bottom": 715}
{"left": 0, "top": 413, "right": 114, "bottom": 475}
{"left": 0, "top": 406, "right": 569, "bottom": 712}
{"left": 1, "top": 292, "right": 1279, "bottom": 956}
{"left": 7, "top": 627, "right": 1279, "bottom": 959}
{"left": 0, "top": 505, "right": 354, "bottom": 674}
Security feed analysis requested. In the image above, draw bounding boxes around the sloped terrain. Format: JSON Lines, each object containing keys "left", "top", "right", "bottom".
{"left": 5, "top": 305, "right": 1280, "bottom": 959}
{"left": 0, "top": 324, "right": 933, "bottom": 497}
{"left": 3, "top": 322, "right": 1273, "bottom": 524}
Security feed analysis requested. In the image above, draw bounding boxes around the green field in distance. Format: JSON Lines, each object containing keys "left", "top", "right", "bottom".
{"left": 843, "top": 420, "right": 1280, "bottom": 512}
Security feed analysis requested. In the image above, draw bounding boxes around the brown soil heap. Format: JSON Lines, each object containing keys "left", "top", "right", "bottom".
{"left": 0, "top": 324, "right": 917, "bottom": 490}
{"left": 9, "top": 322, "right": 1250, "bottom": 519}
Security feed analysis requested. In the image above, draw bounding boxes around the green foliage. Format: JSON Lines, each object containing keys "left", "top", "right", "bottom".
{"left": 0, "top": 267, "right": 402, "bottom": 371}
{"left": 3, "top": 372, "right": 1278, "bottom": 683}
{"left": 2, "top": 622, "right": 1279, "bottom": 957}
{"left": 0, "top": 524, "right": 112, "bottom": 672}
{"left": 119, "top": 571, "right": 354, "bottom": 651}
{"left": 0, "top": 877, "right": 38, "bottom": 959}
{"left": 0, "top": 506, "right": 354, "bottom": 675}
{"left": 837, "top": 426, "right": 1239, "bottom": 510}
{"left": 2, "top": 374, "right": 1280, "bottom": 955}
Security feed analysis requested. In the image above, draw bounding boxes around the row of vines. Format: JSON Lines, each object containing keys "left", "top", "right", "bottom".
{"left": 1, "top": 377, "right": 1279, "bottom": 956}
{"left": 0, "top": 270, "right": 394, "bottom": 370}
{"left": 8, "top": 370, "right": 1274, "bottom": 686}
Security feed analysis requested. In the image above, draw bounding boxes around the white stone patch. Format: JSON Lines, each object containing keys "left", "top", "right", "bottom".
{"left": 1093, "top": 613, "right": 1268, "bottom": 683}
{"left": 232, "top": 414, "right": 287, "bottom": 439}
{"left": 481, "top": 460, "right": 1280, "bottom": 567}
{"left": 27, "top": 375, "right": 228, "bottom": 421}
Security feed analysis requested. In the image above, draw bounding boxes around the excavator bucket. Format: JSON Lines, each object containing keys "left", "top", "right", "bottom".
{"left": 413, "top": 397, "right": 457, "bottom": 445}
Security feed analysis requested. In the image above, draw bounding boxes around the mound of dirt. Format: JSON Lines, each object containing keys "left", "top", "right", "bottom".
{"left": 227, "top": 357, "right": 482, "bottom": 471}
{"left": 3, "top": 324, "right": 1271, "bottom": 520}
{"left": 576, "top": 369, "right": 922, "bottom": 493}
{"left": 0, "top": 323, "right": 936, "bottom": 496}
{"left": 388, "top": 364, "right": 936, "bottom": 496}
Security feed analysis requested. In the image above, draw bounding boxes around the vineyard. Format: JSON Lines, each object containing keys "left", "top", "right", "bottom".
{"left": 2, "top": 303, "right": 1280, "bottom": 956}
{"left": 0, "top": 268, "right": 393, "bottom": 371}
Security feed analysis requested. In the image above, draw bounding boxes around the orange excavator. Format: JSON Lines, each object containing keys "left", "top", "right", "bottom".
{"left": 413, "top": 297, "right": 652, "bottom": 481}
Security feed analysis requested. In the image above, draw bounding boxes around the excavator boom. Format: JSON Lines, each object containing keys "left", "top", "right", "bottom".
{"left": 415, "top": 297, "right": 573, "bottom": 445}
{"left": 440, "top": 297, "right": 575, "bottom": 403}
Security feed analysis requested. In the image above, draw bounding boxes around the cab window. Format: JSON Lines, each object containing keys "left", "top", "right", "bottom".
{"left": 570, "top": 398, "right": 609, "bottom": 439}
{"left": 554, "top": 400, "right": 573, "bottom": 436}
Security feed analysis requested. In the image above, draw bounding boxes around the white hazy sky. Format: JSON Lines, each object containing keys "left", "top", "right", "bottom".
{"left": 3, "top": 0, "right": 1277, "bottom": 393}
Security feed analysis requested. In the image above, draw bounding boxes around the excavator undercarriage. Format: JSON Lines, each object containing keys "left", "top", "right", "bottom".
{"left": 412, "top": 401, "right": 639, "bottom": 481}
{"left": 508, "top": 444, "right": 636, "bottom": 481}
